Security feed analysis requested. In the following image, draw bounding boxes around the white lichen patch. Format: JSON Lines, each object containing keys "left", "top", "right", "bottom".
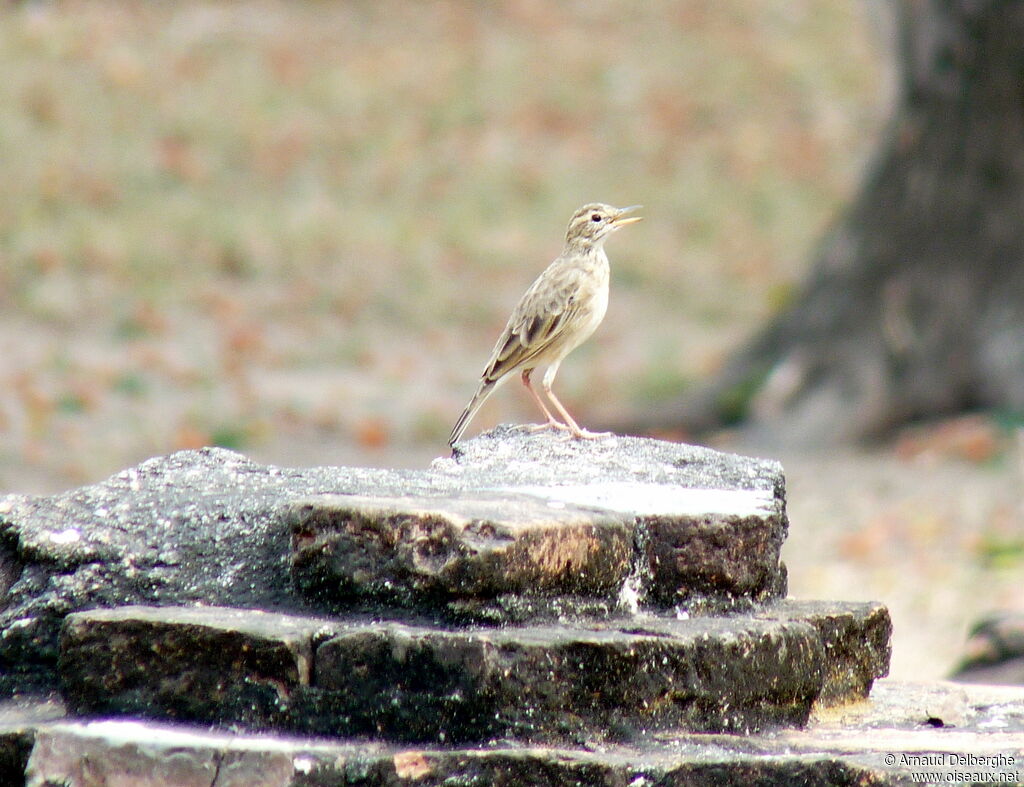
{"left": 46, "top": 529, "right": 81, "bottom": 545}
{"left": 617, "top": 574, "right": 642, "bottom": 614}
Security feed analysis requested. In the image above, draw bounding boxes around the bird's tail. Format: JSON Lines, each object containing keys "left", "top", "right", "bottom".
{"left": 448, "top": 380, "right": 497, "bottom": 447}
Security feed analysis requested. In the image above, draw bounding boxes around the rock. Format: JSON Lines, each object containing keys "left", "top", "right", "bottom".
{"left": 10, "top": 680, "right": 1024, "bottom": 787}
{"left": 25, "top": 721, "right": 346, "bottom": 787}
{"left": 785, "top": 680, "right": 1024, "bottom": 780}
{"left": 0, "top": 693, "right": 62, "bottom": 786}
{"left": 0, "top": 428, "right": 909, "bottom": 782}
{"left": 310, "top": 614, "right": 823, "bottom": 742}
{"left": 290, "top": 427, "right": 788, "bottom": 619}
{"left": 288, "top": 493, "right": 634, "bottom": 619}
{"left": 754, "top": 599, "right": 892, "bottom": 704}
{"left": 952, "top": 612, "right": 1024, "bottom": 685}
{"left": 0, "top": 430, "right": 788, "bottom": 693}
{"left": 923, "top": 686, "right": 973, "bottom": 728}
{"left": 0, "top": 448, "right": 355, "bottom": 694}
{"left": 59, "top": 601, "right": 888, "bottom": 743}
{"left": 953, "top": 657, "right": 1024, "bottom": 686}
{"left": 638, "top": 511, "right": 786, "bottom": 608}
{"left": 287, "top": 484, "right": 786, "bottom": 621}
{"left": 59, "top": 606, "right": 338, "bottom": 728}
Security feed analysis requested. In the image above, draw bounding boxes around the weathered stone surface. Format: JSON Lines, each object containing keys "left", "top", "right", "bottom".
{"left": 0, "top": 448, "right": 364, "bottom": 695}
{"left": 311, "top": 614, "right": 823, "bottom": 742}
{"left": 0, "top": 731, "right": 31, "bottom": 787}
{"left": 754, "top": 599, "right": 892, "bottom": 704}
{"left": 437, "top": 427, "right": 789, "bottom": 613}
{"left": 289, "top": 429, "right": 788, "bottom": 619}
{"left": 0, "top": 693, "right": 63, "bottom": 786}
{"left": 638, "top": 513, "right": 787, "bottom": 609}
{"left": 59, "top": 606, "right": 338, "bottom": 726}
{"left": 777, "top": 680, "right": 1024, "bottom": 783}
{"left": 0, "top": 429, "right": 788, "bottom": 692}
{"left": 11, "top": 681, "right": 1024, "bottom": 786}
{"left": 58, "top": 601, "right": 888, "bottom": 744}
{"left": 289, "top": 493, "right": 633, "bottom": 618}
{"left": 25, "top": 721, "right": 351, "bottom": 787}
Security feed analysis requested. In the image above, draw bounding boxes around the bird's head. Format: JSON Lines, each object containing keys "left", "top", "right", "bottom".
{"left": 564, "top": 203, "right": 642, "bottom": 249}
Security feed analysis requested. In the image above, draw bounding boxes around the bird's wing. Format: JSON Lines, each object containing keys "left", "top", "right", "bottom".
{"left": 481, "top": 259, "right": 582, "bottom": 383}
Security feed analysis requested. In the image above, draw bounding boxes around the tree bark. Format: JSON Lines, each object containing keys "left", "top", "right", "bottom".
{"left": 642, "top": 0, "right": 1024, "bottom": 445}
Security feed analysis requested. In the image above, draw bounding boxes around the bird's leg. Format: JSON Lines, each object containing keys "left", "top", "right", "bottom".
{"left": 542, "top": 363, "right": 611, "bottom": 440}
{"left": 521, "top": 369, "right": 569, "bottom": 432}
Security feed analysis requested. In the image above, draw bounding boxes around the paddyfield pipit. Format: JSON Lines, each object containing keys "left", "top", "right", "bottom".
{"left": 449, "top": 203, "right": 642, "bottom": 446}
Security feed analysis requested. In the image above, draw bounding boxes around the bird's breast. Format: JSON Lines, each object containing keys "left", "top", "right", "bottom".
{"left": 565, "top": 254, "right": 610, "bottom": 350}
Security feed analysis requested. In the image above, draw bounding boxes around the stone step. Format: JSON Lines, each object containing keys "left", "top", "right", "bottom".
{"left": 288, "top": 483, "right": 787, "bottom": 622}
{"left": 9, "top": 680, "right": 1024, "bottom": 786}
{"left": 0, "top": 431, "right": 788, "bottom": 693}
{"left": 59, "top": 600, "right": 889, "bottom": 744}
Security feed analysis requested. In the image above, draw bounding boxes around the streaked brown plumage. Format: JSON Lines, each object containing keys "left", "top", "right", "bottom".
{"left": 449, "top": 203, "right": 641, "bottom": 446}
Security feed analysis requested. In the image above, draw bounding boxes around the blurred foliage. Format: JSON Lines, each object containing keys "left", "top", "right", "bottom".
{"left": 0, "top": 0, "right": 886, "bottom": 489}
{"left": 975, "top": 535, "right": 1024, "bottom": 570}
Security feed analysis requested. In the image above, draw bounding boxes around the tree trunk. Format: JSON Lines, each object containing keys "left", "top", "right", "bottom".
{"left": 643, "top": 0, "right": 1024, "bottom": 445}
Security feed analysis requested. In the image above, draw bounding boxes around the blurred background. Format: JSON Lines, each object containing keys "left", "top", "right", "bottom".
{"left": 1, "top": 2, "right": 1020, "bottom": 682}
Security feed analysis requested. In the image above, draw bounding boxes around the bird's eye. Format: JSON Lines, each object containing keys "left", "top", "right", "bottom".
{"left": 591, "top": 213, "right": 602, "bottom": 222}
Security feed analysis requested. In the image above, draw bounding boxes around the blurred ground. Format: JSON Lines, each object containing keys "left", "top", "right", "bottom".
{"left": 775, "top": 425, "right": 1024, "bottom": 682}
{"left": 0, "top": 0, "right": 885, "bottom": 485}
{"left": 1, "top": 2, "right": 1021, "bottom": 681}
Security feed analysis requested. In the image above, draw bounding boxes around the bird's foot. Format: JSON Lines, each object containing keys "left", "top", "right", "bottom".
{"left": 570, "top": 428, "right": 613, "bottom": 440}
{"left": 525, "top": 420, "right": 571, "bottom": 433}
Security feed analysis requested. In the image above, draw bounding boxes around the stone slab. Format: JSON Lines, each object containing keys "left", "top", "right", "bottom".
{"left": 0, "top": 693, "right": 63, "bottom": 786}
{"left": 363, "top": 428, "right": 789, "bottom": 618}
{"left": 754, "top": 599, "right": 892, "bottom": 704}
{"left": 0, "top": 429, "right": 788, "bottom": 692}
{"left": 290, "top": 491, "right": 788, "bottom": 621}
{"left": 10, "top": 681, "right": 1024, "bottom": 786}
{"left": 59, "top": 606, "right": 339, "bottom": 727}
{"left": 288, "top": 447, "right": 788, "bottom": 620}
{"left": 310, "top": 615, "right": 823, "bottom": 742}
{"left": 59, "top": 600, "right": 888, "bottom": 744}
{"left": 288, "top": 493, "right": 634, "bottom": 617}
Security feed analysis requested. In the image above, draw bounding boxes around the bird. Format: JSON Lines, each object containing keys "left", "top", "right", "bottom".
{"left": 449, "top": 202, "right": 642, "bottom": 446}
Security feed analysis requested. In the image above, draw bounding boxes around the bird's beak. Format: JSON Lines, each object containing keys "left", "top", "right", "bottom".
{"left": 612, "top": 205, "right": 643, "bottom": 227}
